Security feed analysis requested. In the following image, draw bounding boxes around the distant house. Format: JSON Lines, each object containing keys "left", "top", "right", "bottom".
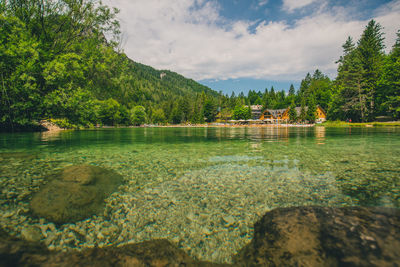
{"left": 244, "top": 105, "right": 263, "bottom": 120}
{"left": 315, "top": 106, "right": 327, "bottom": 122}
{"left": 261, "top": 108, "right": 287, "bottom": 122}
{"left": 160, "top": 72, "right": 167, "bottom": 79}
{"left": 260, "top": 106, "right": 326, "bottom": 123}
{"left": 291, "top": 106, "right": 326, "bottom": 122}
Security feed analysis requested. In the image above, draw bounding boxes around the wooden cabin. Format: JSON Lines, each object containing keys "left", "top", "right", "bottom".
{"left": 260, "top": 106, "right": 327, "bottom": 123}
{"left": 260, "top": 109, "right": 287, "bottom": 123}
{"left": 315, "top": 106, "right": 327, "bottom": 122}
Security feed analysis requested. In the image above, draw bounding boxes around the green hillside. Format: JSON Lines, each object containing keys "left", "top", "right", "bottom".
{"left": 0, "top": 1, "right": 219, "bottom": 130}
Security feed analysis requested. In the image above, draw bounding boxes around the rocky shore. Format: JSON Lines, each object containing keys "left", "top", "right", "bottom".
{"left": 1, "top": 206, "right": 399, "bottom": 266}
{"left": 39, "top": 120, "right": 65, "bottom": 132}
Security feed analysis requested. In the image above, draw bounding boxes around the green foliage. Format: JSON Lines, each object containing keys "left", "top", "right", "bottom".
{"left": 289, "top": 84, "right": 295, "bottom": 96}
{"left": 170, "top": 103, "right": 183, "bottom": 124}
{"left": 322, "top": 121, "right": 400, "bottom": 127}
{"left": 99, "top": 98, "right": 120, "bottom": 126}
{"left": 357, "top": 20, "right": 385, "bottom": 121}
{"left": 377, "top": 30, "right": 400, "bottom": 119}
{"left": 43, "top": 87, "right": 97, "bottom": 126}
{"left": 288, "top": 100, "right": 297, "bottom": 122}
{"left": 130, "top": 106, "right": 146, "bottom": 126}
{"left": 203, "top": 99, "right": 218, "bottom": 123}
{"left": 232, "top": 105, "right": 250, "bottom": 120}
{"left": 247, "top": 105, "right": 252, "bottom": 119}
{"left": 49, "top": 118, "right": 76, "bottom": 129}
{"left": 219, "top": 109, "right": 231, "bottom": 122}
{"left": 0, "top": 1, "right": 220, "bottom": 130}
{"left": 327, "top": 20, "right": 400, "bottom": 123}
{"left": 306, "top": 95, "right": 317, "bottom": 123}
{"left": 299, "top": 98, "right": 307, "bottom": 122}
{"left": 152, "top": 108, "right": 166, "bottom": 124}
{"left": 0, "top": 14, "right": 41, "bottom": 130}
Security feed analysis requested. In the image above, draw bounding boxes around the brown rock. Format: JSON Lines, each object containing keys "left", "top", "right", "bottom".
{"left": 61, "top": 165, "right": 98, "bottom": 185}
{"left": 0, "top": 229, "right": 223, "bottom": 267}
{"left": 30, "top": 165, "right": 123, "bottom": 224}
{"left": 39, "top": 120, "right": 64, "bottom": 132}
{"left": 235, "top": 206, "right": 400, "bottom": 266}
{"left": 20, "top": 226, "right": 43, "bottom": 243}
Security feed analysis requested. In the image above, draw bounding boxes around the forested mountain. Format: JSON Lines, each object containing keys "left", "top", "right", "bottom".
{"left": 0, "top": 0, "right": 219, "bottom": 130}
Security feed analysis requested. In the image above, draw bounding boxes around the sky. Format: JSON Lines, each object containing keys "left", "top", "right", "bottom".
{"left": 104, "top": 0, "right": 400, "bottom": 95}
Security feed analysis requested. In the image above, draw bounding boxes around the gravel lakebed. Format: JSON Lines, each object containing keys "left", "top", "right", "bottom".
{"left": 1, "top": 128, "right": 399, "bottom": 263}
{"left": 0, "top": 151, "right": 347, "bottom": 263}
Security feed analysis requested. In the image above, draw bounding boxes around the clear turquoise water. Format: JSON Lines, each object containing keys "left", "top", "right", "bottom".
{"left": 0, "top": 126, "right": 399, "bottom": 262}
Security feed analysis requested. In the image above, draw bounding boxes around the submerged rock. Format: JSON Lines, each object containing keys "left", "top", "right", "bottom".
{"left": 20, "top": 226, "right": 43, "bottom": 243}
{"left": 0, "top": 229, "right": 223, "bottom": 267}
{"left": 0, "top": 152, "right": 37, "bottom": 161}
{"left": 235, "top": 206, "right": 400, "bottom": 266}
{"left": 30, "top": 165, "right": 123, "bottom": 224}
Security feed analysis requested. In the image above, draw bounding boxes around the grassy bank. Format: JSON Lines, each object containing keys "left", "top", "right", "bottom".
{"left": 322, "top": 121, "right": 400, "bottom": 127}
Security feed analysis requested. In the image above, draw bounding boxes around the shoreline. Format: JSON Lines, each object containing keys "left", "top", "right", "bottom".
{"left": 4, "top": 120, "right": 400, "bottom": 133}
{"left": 150, "top": 123, "right": 316, "bottom": 128}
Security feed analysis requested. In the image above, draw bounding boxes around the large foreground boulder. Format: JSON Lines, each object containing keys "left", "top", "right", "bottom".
{"left": 30, "top": 165, "right": 123, "bottom": 224}
{"left": 235, "top": 206, "right": 400, "bottom": 266}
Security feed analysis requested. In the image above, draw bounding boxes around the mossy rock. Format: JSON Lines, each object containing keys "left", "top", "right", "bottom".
{"left": 235, "top": 206, "right": 400, "bottom": 266}
{"left": 30, "top": 165, "right": 123, "bottom": 224}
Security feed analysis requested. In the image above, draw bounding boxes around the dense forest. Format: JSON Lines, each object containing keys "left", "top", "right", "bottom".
{"left": 1, "top": 0, "right": 399, "bottom": 131}
{"left": 0, "top": 0, "right": 219, "bottom": 130}
{"left": 225, "top": 20, "right": 400, "bottom": 123}
{"left": 219, "top": 20, "right": 400, "bottom": 123}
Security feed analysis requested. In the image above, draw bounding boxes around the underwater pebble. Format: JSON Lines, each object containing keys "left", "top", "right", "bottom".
{"left": 21, "top": 226, "right": 43, "bottom": 242}
{"left": 222, "top": 215, "right": 235, "bottom": 227}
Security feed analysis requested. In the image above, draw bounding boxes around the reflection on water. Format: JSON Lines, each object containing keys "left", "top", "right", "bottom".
{"left": 39, "top": 129, "right": 64, "bottom": 142}
{"left": 315, "top": 126, "right": 326, "bottom": 145}
{"left": 0, "top": 126, "right": 399, "bottom": 263}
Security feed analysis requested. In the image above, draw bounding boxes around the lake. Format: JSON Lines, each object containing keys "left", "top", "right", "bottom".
{"left": 0, "top": 126, "right": 399, "bottom": 263}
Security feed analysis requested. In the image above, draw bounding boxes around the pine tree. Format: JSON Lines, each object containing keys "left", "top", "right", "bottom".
{"left": 288, "top": 100, "right": 297, "bottom": 123}
{"left": 246, "top": 103, "right": 252, "bottom": 119}
{"left": 299, "top": 73, "right": 312, "bottom": 99}
{"left": 357, "top": 20, "right": 385, "bottom": 121}
{"left": 333, "top": 36, "right": 366, "bottom": 122}
{"left": 289, "top": 84, "right": 295, "bottom": 96}
{"left": 378, "top": 30, "right": 400, "bottom": 119}
{"left": 300, "top": 97, "right": 307, "bottom": 122}
{"left": 306, "top": 95, "right": 317, "bottom": 123}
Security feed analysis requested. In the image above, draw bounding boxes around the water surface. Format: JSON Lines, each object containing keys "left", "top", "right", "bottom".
{"left": 0, "top": 127, "right": 399, "bottom": 262}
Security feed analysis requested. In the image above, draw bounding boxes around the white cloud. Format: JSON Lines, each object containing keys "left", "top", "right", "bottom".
{"left": 104, "top": 0, "right": 400, "bottom": 81}
{"left": 282, "top": 0, "right": 318, "bottom": 12}
{"left": 258, "top": 0, "right": 268, "bottom": 7}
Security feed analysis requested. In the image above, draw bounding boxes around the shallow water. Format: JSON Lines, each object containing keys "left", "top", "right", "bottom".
{"left": 0, "top": 126, "right": 399, "bottom": 262}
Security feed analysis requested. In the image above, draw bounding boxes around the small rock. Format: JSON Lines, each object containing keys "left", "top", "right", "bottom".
{"left": 48, "top": 223, "right": 56, "bottom": 232}
{"left": 201, "top": 227, "right": 212, "bottom": 235}
{"left": 222, "top": 215, "right": 235, "bottom": 226}
{"left": 102, "top": 225, "right": 119, "bottom": 237}
{"left": 21, "top": 226, "right": 43, "bottom": 242}
{"left": 3, "top": 211, "right": 15, "bottom": 218}
{"left": 97, "top": 232, "right": 104, "bottom": 240}
{"left": 186, "top": 212, "right": 196, "bottom": 221}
